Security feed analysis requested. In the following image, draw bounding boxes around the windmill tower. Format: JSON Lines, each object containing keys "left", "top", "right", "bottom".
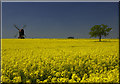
{"left": 14, "top": 24, "right": 26, "bottom": 39}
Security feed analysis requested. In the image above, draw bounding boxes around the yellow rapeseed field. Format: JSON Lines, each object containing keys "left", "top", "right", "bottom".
{"left": 1, "top": 39, "right": 119, "bottom": 83}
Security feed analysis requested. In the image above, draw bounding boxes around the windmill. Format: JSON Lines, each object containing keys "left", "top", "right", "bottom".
{"left": 14, "top": 24, "right": 26, "bottom": 39}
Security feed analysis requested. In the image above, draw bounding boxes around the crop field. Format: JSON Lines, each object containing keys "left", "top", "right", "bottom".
{"left": 1, "top": 39, "right": 119, "bottom": 83}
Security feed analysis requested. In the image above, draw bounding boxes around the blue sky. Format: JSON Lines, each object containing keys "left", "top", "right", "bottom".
{"left": 2, "top": 2, "right": 119, "bottom": 38}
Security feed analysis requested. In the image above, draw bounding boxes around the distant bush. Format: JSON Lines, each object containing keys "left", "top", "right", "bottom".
{"left": 67, "top": 37, "right": 74, "bottom": 39}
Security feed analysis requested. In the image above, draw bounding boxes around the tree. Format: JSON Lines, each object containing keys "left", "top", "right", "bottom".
{"left": 89, "top": 24, "right": 112, "bottom": 42}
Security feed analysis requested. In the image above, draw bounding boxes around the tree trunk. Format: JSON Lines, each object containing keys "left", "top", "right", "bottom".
{"left": 99, "top": 35, "right": 101, "bottom": 42}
